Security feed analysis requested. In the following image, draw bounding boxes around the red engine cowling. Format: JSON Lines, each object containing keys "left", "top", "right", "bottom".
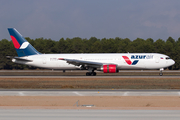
{"left": 103, "top": 64, "right": 118, "bottom": 73}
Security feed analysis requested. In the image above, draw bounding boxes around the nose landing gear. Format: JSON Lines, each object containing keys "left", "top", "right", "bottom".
{"left": 159, "top": 68, "right": 164, "bottom": 76}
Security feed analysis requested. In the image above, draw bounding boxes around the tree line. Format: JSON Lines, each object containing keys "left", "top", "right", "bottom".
{"left": 0, "top": 37, "right": 179, "bottom": 70}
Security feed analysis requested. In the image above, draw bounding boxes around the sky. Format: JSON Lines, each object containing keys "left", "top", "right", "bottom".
{"left": 1, "top": 0, "right": 180, "bottom": 41}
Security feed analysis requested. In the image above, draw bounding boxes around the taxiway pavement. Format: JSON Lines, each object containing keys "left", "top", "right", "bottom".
{"left": 0, "top": 109, "right": 180, "bottom": 120}
{"left": 0, "top": 89, "right": 179, "bottom": 96}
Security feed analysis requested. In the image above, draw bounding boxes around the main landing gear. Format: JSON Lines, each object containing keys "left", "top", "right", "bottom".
{"left": 86, "top": 72, "right": 96, "bottom": 76}
{"left": 86, "top": 67, "right": 97, "bottom": 76}
{"left": 159, "top": 68, "right": 164, "bottom": 76}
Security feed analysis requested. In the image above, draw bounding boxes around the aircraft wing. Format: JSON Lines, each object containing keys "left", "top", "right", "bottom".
{"left": 58, "top": 58, "right": 105, "bottom": 68}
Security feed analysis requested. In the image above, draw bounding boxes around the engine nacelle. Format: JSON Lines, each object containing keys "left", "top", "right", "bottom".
{"left": 98, "top": 64, "right": 118, "bottom": 73}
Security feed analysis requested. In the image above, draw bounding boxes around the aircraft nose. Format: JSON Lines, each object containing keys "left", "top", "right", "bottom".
{"left": 171, "top": 59, "right": 175, "bottom": 65}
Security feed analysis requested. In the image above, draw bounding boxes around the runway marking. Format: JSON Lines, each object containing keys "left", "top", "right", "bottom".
{"left": 73, "top": 92, "right": 83, "bottom": 96}
{"left": 18, "top": 92, "right": 25, "bottom": 96}
{"left": 123, "top": 92, "right": 129, "bottom": 96}
{"left": 0, "top": 90, "right": 180, "bottom": 96}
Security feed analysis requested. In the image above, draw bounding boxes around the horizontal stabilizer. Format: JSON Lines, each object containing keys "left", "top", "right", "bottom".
{"left": 6, "top": 56, "right": 33, "bottom": 62}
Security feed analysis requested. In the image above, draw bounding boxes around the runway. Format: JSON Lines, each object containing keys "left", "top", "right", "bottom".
{"left": 1, "top": 75, "right": 180, "bottom": 78}
{"left": 0, "top": 70, "right": 180, "bottom": 77}
{"left": 0, "top": 89, "right": 180, "bottom": 96}
{"left": 0, "top": 109, "right": 180, "bottom": 120}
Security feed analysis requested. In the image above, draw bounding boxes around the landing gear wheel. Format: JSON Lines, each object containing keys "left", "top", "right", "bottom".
{"left": 92, "top": 72, "right": 96, "bottom": 76}
{"left": 86, "top": 72, "right": 97, "bottom": 76}
{"left": 159, "top": 72, "right": 163, "bottom": 76}
{"left": 86, "top": 72, "right": 91, "bottom": 76}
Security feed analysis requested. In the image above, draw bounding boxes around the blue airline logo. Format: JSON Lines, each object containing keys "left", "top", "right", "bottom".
{"left": 131, "top": 55, "right": 153, "bottom": 59}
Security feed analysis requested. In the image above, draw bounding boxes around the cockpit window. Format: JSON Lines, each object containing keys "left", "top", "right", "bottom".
{"left": 166, "top": 57, "right": 171, "bottom": 60}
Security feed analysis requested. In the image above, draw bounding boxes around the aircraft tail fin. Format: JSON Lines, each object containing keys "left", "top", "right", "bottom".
{"left": 8, "top": 28, "right": 41, "bottom": 57}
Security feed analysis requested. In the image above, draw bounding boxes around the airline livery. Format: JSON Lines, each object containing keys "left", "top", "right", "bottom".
{"left": 7, "top": 28, "right": 175, "bottom": 76}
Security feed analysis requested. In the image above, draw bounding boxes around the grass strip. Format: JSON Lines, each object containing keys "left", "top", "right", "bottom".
{"left": 0, "top": 78, "right": 180, "bottom": 89}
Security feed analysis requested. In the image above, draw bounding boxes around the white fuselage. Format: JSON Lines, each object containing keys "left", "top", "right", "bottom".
{"left": 12, "top": 53, "right": 175, "bottom": 70}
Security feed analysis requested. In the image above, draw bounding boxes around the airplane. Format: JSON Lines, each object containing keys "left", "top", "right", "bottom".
{"left": 7, "top": 28, "right": 175, "bottom": 76}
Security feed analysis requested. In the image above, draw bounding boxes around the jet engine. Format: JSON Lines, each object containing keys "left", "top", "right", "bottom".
{"left": 97, "top": 64, "right": 118, "bottom": 73}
